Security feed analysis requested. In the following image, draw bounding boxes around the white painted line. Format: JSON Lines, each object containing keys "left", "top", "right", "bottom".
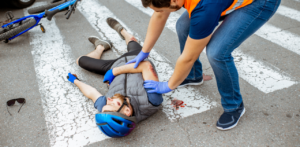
{"left": 125, "top": 0, "right": 178, "bottom": 33}
{"left": 233, "top": 50, "right": 296, "bottom": 93}
{"left": 277, "top": 5, "right": 300, "bottom": 22}
{"left": 25, "top": 2, "right": 108, "bottom": 147}
{"left": 124, "top": 1, "right": 297, "bottom": 93}
{"left": 78, "top": 0, "right": 217, "bottom": 121}
{"left": 255, "top": 23, "right": 300, "bottom": 55}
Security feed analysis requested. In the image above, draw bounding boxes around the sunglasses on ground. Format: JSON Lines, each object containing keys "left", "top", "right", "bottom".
{"left": 6, "top": 98, "right": 26, "bottom": 116}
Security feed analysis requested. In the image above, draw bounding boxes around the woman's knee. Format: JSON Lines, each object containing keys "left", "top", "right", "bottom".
{"left": 206, "top": 44, "right": 224, "bottom": 64}
{"left": 129, "top": 36, "right": 137, "bottom": 42}
{"left": 76, "top": 56, "right": 83, "bottom": 65}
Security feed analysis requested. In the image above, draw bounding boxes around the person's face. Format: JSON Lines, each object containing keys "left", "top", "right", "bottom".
{"left": 149, "top": 0, "right": 183, "bottom": 13}
{"left": 102, "top": 97, "right": 133, "bottom": 116}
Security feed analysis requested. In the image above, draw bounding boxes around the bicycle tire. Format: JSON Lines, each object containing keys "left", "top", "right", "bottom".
{"left": 0, "top": 18, "right": 36, "bottom": 42}
{"left": 28, "top": 1, "right": 65, "bottom": 14}
{"left": 0, "top": 28, "right": 5, "bottom": 34}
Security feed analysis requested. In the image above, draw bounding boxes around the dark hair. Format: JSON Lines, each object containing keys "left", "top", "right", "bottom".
{"left": 141, "top": 0, "right": 171, "bottom": 8}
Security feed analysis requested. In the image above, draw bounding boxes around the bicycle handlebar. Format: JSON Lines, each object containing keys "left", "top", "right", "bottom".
{"left": 45, "top": 9, "right": 60, "bottom": 21}
{"left": 44, "top": 0, "right": 80, "bottom": 21}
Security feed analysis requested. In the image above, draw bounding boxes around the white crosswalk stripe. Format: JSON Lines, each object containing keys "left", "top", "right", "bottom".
{"left": 256, "top": 23, "right": 300, "bottom": 55}
{"left": 233, "top": 50, "right": 295, "bottom": 93}
{"left": 24, "top": 2, "right": 108, "bottom": 147}
{"left": 125, "top": 0, "right": 178, "bottom": 33}
{"left": 256, "top": 5, "right": 300, "bottom": 56}
{"left": 277, "top": 5, "right": 300, "bottom": 22}
{"left": 124, "top": 0, "right": 297, "bottom": 93}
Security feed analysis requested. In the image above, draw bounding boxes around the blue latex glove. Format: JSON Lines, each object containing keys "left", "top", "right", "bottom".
{"left": 126, "top": 51, "right": 149, "bottom": 68}
{"left": 103, "top": 69, "right": 116, "bottom": 84}
{"left": 143, "top": 80, "right": 172, "bottom": 94}
{"left": 67, "top": 73, "right": 78, "bottom": 83}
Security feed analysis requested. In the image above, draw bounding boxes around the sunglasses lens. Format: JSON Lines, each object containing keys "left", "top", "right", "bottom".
{"left": 7, "top": 100, "right": 15, "bottom": 106}
{"left": 17, "top": 98, "right": 25, "bottom": 103}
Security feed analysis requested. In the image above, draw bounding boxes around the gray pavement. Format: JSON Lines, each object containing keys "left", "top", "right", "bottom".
{"left": 0, "top": 0, "right": 299, "bottom": 146}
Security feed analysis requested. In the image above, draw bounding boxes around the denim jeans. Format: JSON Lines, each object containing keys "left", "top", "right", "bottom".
{"left": 176, "top": 0, "right": 281, "bottom": 112}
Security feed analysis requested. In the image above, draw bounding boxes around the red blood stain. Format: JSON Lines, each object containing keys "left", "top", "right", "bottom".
{"left": 171, "top": 98, "right": 186, "bottom": 110}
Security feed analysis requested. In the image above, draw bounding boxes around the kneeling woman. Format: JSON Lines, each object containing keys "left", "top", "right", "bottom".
{"left": 67, "top": 18, "right": 163, "bottom": 138}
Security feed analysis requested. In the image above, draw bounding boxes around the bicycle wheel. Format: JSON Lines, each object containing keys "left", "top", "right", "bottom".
{"left": 0, "top": 29, "right": 5, "bottom": 35}
{"left": 28, "top": 1, "right": 64, "bottom": 14}
{"left": 0, "top": 18, "right": 36, "bottom": 42}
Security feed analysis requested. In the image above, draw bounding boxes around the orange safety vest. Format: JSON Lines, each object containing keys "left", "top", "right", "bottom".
{"left": 184, "top": 0, "right": 253, "bottom": 18}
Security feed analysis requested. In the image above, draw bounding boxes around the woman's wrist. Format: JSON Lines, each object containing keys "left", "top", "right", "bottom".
{"left": 142, "top": 48, "right": 151, "bottom": 53}
{"left": 168, "top": 81, "right": 176, "bottom": 90}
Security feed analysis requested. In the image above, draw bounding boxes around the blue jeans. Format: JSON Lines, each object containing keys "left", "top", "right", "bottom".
{"left": 176, "top": 0, "right": 281, "bottom": 112}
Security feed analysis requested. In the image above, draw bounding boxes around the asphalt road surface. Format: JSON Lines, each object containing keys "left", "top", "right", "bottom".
{"left": 0, "top": 0, "right": 300, "bottom": 146}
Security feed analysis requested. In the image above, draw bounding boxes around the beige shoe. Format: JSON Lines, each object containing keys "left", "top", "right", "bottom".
{"left": 88, "top": 36, "right": 112, "bottom": 51}
{"left": 106, "top": 17, "right": 125, "bottom": 40}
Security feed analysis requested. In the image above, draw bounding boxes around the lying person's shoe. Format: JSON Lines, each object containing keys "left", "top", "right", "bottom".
{"left": 178, "top": 77, "right": 203, "bottom": 88}
{"left": 216, "top": 102, "right": 245, "bottom": 130}
{"left": 88, "top": 36, "right": 112, "bottom": 51}
{"left": 106, "top": 17, "right": 125, "bottom": 40}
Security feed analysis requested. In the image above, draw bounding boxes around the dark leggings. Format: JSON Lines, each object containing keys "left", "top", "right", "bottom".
{"left": 78, "top": 41, "right": 142, "bottom": 75}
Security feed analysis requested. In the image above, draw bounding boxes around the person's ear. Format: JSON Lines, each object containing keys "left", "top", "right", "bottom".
{"left": 123, "top": 107, "right": 131, "bottom": 116}
{"left": 170, "top": 0, "right": 177, "bottom": 5}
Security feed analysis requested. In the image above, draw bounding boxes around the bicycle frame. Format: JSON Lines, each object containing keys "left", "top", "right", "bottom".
{"left": 1, "top": 0, "right": 78, "bottom": 41}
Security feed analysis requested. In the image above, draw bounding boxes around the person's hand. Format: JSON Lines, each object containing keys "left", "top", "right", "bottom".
{"left": 126, "top": 51, "right": 149, "bottom": 68}
{"left": 103, "top": 69, "right": 116, "bottom": 84}
{"left": 143, "top": 81, "right": 172, "bottom": 94}
{"left": 67, "top": 73, "right": 79, "bottom": 83}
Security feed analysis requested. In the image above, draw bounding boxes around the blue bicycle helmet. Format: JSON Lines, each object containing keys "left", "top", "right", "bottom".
{"left": 95, "top": 112, "right": 136, "bottom": 138}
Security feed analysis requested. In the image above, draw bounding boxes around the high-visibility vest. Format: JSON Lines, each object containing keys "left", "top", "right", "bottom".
{"left": 184, "top": 0, "right": 253, "bottom": 18}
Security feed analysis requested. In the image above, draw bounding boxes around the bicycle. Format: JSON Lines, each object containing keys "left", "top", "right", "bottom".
{"left": 0, "top": 0, "right": 80, "bottom": 43}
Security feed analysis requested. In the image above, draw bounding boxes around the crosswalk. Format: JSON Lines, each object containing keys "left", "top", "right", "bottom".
{"left": 13, "top": 0, "right": 300, "bottom": 146}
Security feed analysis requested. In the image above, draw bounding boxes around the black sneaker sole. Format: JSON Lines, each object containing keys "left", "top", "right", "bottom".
{"left": 216, "top": 108, "right": 246, "bottom": 131}
{"left": 177, "top": 79, "right": 204, "bottom": 88}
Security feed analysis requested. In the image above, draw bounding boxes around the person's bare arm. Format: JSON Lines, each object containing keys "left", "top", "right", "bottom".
{"left": 168, "top": 35, "right": 212, "bottom": 89}
{"left": 74, "top": 80, "right": 102, "bottom": 103}
{"left": 142, "top": 11, "right": 170, "bottom": 53}
{"left": 112, "top": 61, "right": 159, "bottom": 81}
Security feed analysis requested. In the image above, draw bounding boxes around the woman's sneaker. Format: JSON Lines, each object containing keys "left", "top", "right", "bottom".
{"left": 88, "top": 36, "right": 112, "bottom": 51}
{"left": 106, "top": 17, "right": 125, "bottom": 40}
{"left": 216, "top": 102, "right": 245, "bottom": 130}
{"left": 178, "top": 77, "right": 203, "bottom": 88}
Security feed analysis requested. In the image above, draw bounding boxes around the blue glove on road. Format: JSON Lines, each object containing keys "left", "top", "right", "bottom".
{"left": 67, "top": 73, "right": 78, "bottom": 83}
{"left": 126, "top": 51, "right": 149, "bottom": 68}
{"left": 143, "top": 80, "right": 172, "bottom": 94}
{"left": 103, "top": 69, "right": 116, "bottom": 84}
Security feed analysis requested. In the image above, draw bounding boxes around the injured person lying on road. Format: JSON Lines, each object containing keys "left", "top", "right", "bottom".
{"left": 67, "top": 17, "right": 163, "bottom": 138}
